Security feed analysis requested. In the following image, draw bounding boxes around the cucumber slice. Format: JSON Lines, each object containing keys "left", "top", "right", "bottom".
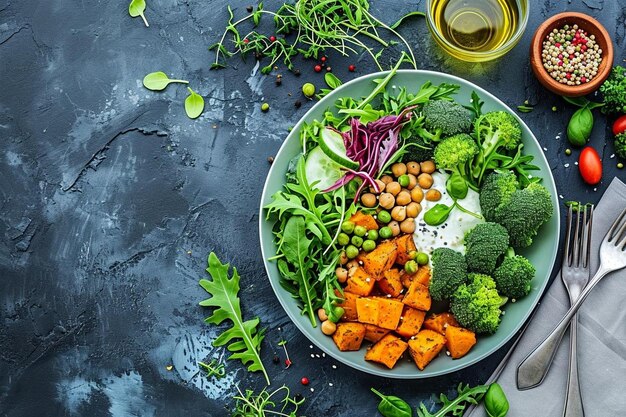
{"left": 305, "top": 146, "right": 343, "bottom": 190}
{"left": 318, "top": 127, "right": 359, "bottom": 170}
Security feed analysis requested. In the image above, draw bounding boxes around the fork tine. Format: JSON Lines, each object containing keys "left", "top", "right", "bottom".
{"left": 612, "top": 216, "right": 626, "bottom": 245}
{"left": 572, "top": 206, "right": 582, "bottom": 267}
{"left": 606, "top": 207, "right": 626, "bottom": 242}
{"left": 582, "top": 205, "right": 594, "bottom": 268}
{"left": 562, "top": 205, "right": 573, "bottom": 269}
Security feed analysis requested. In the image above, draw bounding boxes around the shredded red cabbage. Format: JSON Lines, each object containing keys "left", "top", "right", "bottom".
{"left": 323, "top": 107, "right": 415, "bottom": 200}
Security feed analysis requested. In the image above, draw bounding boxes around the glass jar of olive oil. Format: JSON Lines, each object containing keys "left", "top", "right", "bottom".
{"left": 426, "top": 0, "right": 528, "bottom": 62}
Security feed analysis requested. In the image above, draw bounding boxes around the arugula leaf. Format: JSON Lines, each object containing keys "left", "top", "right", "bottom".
{"left": 417, "top": 384, "right": 489, "bottom": 417}
{"left": 199, "top": 253, "right": 270, "bottom": 385}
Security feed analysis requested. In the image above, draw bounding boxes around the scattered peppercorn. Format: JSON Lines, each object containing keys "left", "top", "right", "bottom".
{"left": 272, "top": 355, "right": 280, "bottom": 363}
{"left": 618, "top": 162, "right": 624, "bottom": 169}
{"left": 294, "top": 393, "right": 303, "bottom": 402}
{"left": 321, "top": 56, "right": 327, "bottom": 62}
{"left": 268, "top": 156, "right": 274, "bottom": 164}
{"left": 565, "top": 148, "right": 572, "bottom": 156}
{"left": 246, "top": 5, "right": 253, "bottom": 12}
{"left": 294, "top": 100, "right": 302, "bottom": 108}
{"left": 254, "top": 51, "right": 263, "bottom": 60}
{"left": 301, "top": 377, "right": 310, "bottom": 385}
{"left": 348, "top": 64, "right": 356, "bottom": 72}
{"left": 269, "top": 35, "right": 276, "bottom": 42}
{"left": 261, "top": 102, "right": 270, "bottom": 112}
{"left": 314, "top": 65, "right": 322, "bottom": 72}
{"left": 294, "top": 69, "right": 301, "bottom": 76}
{"left": 275, "top": 75, "right": 282, "bottom": 86}
{"left": 326, "top": 66, "right": 332, "bottom": 72}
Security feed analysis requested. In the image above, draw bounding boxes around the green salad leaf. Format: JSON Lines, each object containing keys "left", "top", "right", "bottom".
{"left": 417, "top": 383, "right": 489, "bottom": 417}
{"left": 185, "top": 87, "right": 205, "bottom": 119}
{"left": 128, "top": 0, "right": 149, "bottom": 27}
{"left": 199, "top": 253, "right": 270, "bottom": 385}
{"left": 142, "top": 71, "right": 189, "bottom": 91}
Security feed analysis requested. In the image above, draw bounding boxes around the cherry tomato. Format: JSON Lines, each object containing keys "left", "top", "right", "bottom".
{"left": 612, "top": 115, "right": 626, "bottom": 135}
{"left": 578, "top": 146, "right": 602, "bottom": 185}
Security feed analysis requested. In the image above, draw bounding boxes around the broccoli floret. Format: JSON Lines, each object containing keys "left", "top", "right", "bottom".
{"left": 434, "top": 133, "right": 479, "bottom": 172}
{"left": 497, "top": 182, "right": 553, "bottom": 248}
{"left": 493, "top": 248, "right": 536, "bottom": 299}
{"left": 451, "top": 273, "right": 502, "bottom": 334}
{"left": 600, "top": 65, "right": 626, "bottom": 115}
{"left": 429, "top": 248, "right": 468, "bottom": 301}
{"left": 464, "top": 222, "right": 509, "bottom": 274}
{"left": 615, "top": 132, "right": 626, "bottom": 159}
{"left": 479, "top": 171, "right": 519, "bottom": 222}
{"left": 401, "top": 135, "right": 434, "bottom": 162}
{"left": 417, "top": 100, "right": 473, "bottom": 142}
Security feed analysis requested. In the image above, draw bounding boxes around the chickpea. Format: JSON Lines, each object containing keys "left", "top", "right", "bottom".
{"left": 335, "top": 267, "right": 348, "bottom": 283}
{"left": 339, "top": 251, "right": 348, "bottom": 265}
{"left": 411, "top": 187, "right": 424, "bottom": 202}
{"left": 369, "top": 179, "right": 386, "bottom": 194}
{"left": 391, "top": 206, "right": 407, "bottom": 222}
{"left": 361, "top": 193, "right": 377, "bottom": 208}
{"left": 425, "top": 189, "right": 442, "bottom": 201}
{"left": 346, "top": 261, "right": 359, "bottom": 271}
{"left": 388, "top": 220, "right": 401, "bottom": 237}
{"left": 321, "top": 320, "right": 337, "bottom": 336}
{"left": 391, "top": 162, "right": 407, "bottom": 177}
{"left": 379, "top": 192, "right": 395, "bottom": 209}
{"left": 385, "top": 181, "right": 401, "bottom": 196}
{"left": 406, "top": 174, "right": 417, "bottom": 190}
{"left": 395, "top": 191, "right": 411, "bottom": 206}
{"left": 318, "top": 308, "right": 328, "bottom": 321}
{"left": 418, "top": 173, "right": 434, "bottom": 189}
{"left": 406, "top": 202, "right": 422, "bottom": 218}
{"left": 380, "top": 175, "right": 394, "bottom": 185}
{"left": 400, "top": 218, "right": 416, "bottom": 234}
{"left": 406, "top": 161, "right": 421, "bottom": 175}
{"left": 420, "top": 160, "right": 436, "bottom": 174}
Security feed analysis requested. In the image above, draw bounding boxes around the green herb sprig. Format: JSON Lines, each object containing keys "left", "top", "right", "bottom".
{"left": 231, "top": 385, "right": 305, "bottom": 417}
{"left": 199, "top": 253, "right": 270, "bottom": 385}
{"left": 198, "top": 359, "right": 226, "bottom": 379}
{"left": 129, "top": 0, "right": 149, "bottom": 27}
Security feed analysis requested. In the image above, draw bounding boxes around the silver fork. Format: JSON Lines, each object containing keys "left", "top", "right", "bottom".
{"left": 561, "top": 204, "right": 593, "bottom": 417}
{"left": 517, "top": 207, "right": 626, "bottom": 393}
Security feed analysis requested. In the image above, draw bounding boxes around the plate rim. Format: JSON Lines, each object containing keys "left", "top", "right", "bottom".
{"left": 258, "top": 69, "right": 561, "bottom": 379}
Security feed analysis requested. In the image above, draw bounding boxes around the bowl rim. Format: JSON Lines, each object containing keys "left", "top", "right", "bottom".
{"left": 425, "top": 0, "right": 530, "bottom": 60}
{"left": 529, "top": 11, "right": 614, "bottom": 97}
{"left": 259, "top": 69, "right": 561, "bottom": 378}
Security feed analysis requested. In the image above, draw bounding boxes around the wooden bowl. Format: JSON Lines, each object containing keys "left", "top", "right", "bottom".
{"left": 530, "top": 12, "right": 613, "bottom": 97}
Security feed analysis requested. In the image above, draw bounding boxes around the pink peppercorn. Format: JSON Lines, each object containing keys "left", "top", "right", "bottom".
{"left": 581, "top": 76, "right": 587, "bottom": 83}
{"left": 555, "top": 43, "right": 561, "bottom": 48}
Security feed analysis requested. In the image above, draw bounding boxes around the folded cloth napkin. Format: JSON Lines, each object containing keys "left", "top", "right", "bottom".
{"left": 473, "top": 177, "right": 626, "bottom": 417}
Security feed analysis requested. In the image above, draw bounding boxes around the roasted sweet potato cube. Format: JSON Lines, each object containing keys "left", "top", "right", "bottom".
{"left": 349, "top": 212, "right": 379, "bottom": 230}
{"left": 400, "top": 266, "right": 430, "bottom": 289}
{"left": 365, "top": 334, "right": 408, "bottom": 369}
{"left": 335, "top": 290, "right": 360, "bottom": 321}
{"left": 395, "top": 306, "right": 426, "bottom": 338}
{"left": 445, "top": 326, "right": 477, "bottom": 359}
{"left": 402, "top": 280, "right": 431, "bottom": 311}
{"left": 422, "top": 312, "right": 460, "bottom": 335}
{"left": 408, "top": 329, "right": 446, "bottom": 370}
{"left": 359, "top": 240, "right": 398, "bottom": 279}
{"left": 395, "top": 234, "right": 417, "bottom": 265}
{"left": 364, "top": 324, "right": 391, "bottom": 343}
{"left": 344, "top": 266, "right": 375, "bottom": 296}
{"left": 379, "top": 269, "right": 404, "bottom": 297}
{"left": 356, "top": 297, "right": 379, "bottom": 325}
{"left": 333, "top": 322, "right": 366, "bottom": 351}
{"left": 376, "top": 298, "right": 404, "bottom": 330}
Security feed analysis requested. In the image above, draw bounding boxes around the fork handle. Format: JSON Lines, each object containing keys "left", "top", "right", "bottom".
{"left": 563, "top": 312, "right": 585, "bottom": 417}
{"left": 517, "top": 266, "right": 611, "bottom": 389}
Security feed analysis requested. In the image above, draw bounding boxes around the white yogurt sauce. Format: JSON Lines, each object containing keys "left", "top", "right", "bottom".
{"left": 413, "top": 171, "right": 483, "bottom": 255}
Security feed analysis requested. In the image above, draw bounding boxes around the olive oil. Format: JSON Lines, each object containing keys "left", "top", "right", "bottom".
{"left": 430, "top": 0, "right": 520, "bottom": 53}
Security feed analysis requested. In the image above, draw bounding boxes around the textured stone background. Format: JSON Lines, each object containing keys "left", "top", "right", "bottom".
{"left": 1, "top": 0, "right": 625, "bottom": 415}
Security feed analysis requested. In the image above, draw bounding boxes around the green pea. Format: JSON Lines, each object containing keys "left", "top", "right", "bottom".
{"left": 351, "top": 235, "right": 363, "bottom": 247}
{"left": 261, "top": 102, "right": 270, "bottom": 112}
{"left": 407, "top": 250, "right": 417, "bottom": 260}
{"left": 353, "top": 225, "right": 367, "bottom": 237}
{"left": 377, "top": 210, "right": 391, "bottom": 224}
{"left": 398, "top": 174, "right": 410, "bottom": 188}
{"left": 362, "top": 239, "right": 376, "bottom": 252}
{"left": 302, "top": 82, "right": 316, "bottom": 98}
{"left": 337, "top": 233, "right": 350, "bottom": 246}
{"left": 341, "top": 221, "right": 355, "bottom": 234}
{"left": 367, "top": 229, "right": 379, "bottom": 241}
{"left": 416, "top": 252, "right": 429, "bottom": 265}
{"left": 565, "top": 148, "right": 572, "bottom": 156}
{"left": 379, "top": 226, "right": 393, "bottom": 239}
{"left": 404, "top": 260, "right": 418, "bottom": 274}
{"left": 328, "top": 306, "right": 345, "bottom": 323}
{"left": 345, "top": 245, "right": 359, "bottom": 259}
{"left": 619, "top": 162, "right": 624, "bottom": 169}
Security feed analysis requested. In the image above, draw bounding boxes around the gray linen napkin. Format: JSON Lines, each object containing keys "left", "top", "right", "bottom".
{"left": 473, "top": 177, "right": 626, "bottom": 417}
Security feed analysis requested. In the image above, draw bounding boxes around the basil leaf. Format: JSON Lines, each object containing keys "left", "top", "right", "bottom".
{"left": 324, "top": 72, "right": 342, "bottom": 90}
{"left": 128, "top": 0, "right": 149, "bottom": 27}
{"left": 423, "top": 203, "right": 453, "bottom": 226}
{"left": 185, "top": 87, "right": 205, "bottom": 119}
{"left": 142, "top": 71, "right": 189, "bottom": 91}
{"left": 484, "top": 383, "right": 509, "bottom": 417}
{"left": 371, "top": 388, "right": 413, "bottom": 417}
{"left": 567, "top": 105, "right": 593, "bottom": 146}
{"left": 446, "top": 174, "right": 468, "bottom": 200}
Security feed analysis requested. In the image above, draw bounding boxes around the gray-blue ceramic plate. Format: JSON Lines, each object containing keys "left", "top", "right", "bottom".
{"left": 259, "top": 70, "right": 560, "bottom": 378}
